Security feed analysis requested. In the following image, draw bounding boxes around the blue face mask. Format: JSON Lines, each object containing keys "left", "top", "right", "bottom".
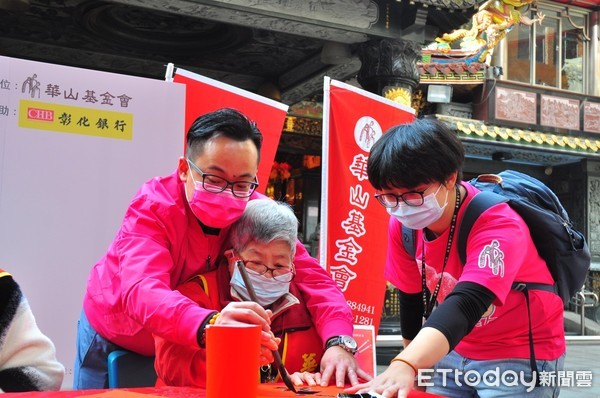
{"left": 387, "top": 184, "right": 449, "bottom": 230}
{"left": 230, "top": 266, "right": 290, "bottom": 307}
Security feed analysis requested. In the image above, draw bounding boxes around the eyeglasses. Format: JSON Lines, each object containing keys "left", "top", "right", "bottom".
{"left": 187, "top": 159, "right": 258, "bottom": 198}
{"left": 239, "top": 257, "right": 295, "bottom": 282}
{"left": 374, "top": 184, "right": 434, "bottom": 208}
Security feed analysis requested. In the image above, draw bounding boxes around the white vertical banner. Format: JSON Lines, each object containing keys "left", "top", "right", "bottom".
{"left": 0, "top": 56, "right": 185, "bottom": 388}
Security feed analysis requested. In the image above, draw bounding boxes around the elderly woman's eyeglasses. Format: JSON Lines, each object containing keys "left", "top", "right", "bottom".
{"left": 374, "top": 184, "right": 434, "bottom": 208}
{"left": 187, "top": 159, "right": 258, "bottom": 198}
{"left": 239, "top": 257, "right": 295, "bottom": 282}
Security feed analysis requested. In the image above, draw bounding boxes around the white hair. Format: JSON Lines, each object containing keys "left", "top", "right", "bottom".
{"left": 229, "top": 199, "right": 298, "bottom": 257}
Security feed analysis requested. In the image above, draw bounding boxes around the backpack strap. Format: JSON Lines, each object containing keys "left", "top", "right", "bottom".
{"left": 513, "top": 284, "right": 541, "bottom": 386}
{"left": 457, "top": 190, "right": 508, "bottom": 264}
{"left": 458, "top": 190, "right": 558, "bottom": 295}
{"left": 459, "top": 190, "right": 553, "bottom": 384}
{"left": 401, "top": 224, "right": 417, "bottom": 259}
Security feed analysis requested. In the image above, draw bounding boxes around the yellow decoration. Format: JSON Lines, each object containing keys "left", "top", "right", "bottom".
{"left": 430, "top": 0, "right": 545, "bottom": 64}
{"left": 384, "top": 87, "right": 412, "bottom": 107}
{"left": 552, "top": 135, "right": 566, "bottom": 147}
{"left": 541, "top": 134, "right": 554, "bottom": 145}
{"left": 496, "top": 129, "right": 509, "bottom": 140}
{"left": 532, "top": 133, "right": 544, "bottom": 145}
{"left": 574, "top": 138, "right": 587, "bottom": 150}
{"left": 519, "top": 130, "right": 532, "bottom": 143}
{"left": 475, "top": 125, "right": 486, "bottom": 137}
{"left": 443, "top": 115, "right": 598, "bottom": 155}
{"left": 508, "top": 129, "right": 521, "bottom": 141}
{"left": 585, "top": 139, "right": 598, "bottom": 152}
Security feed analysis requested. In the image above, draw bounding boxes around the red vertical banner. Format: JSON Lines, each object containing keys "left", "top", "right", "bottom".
{"left": 173, "top": 68, "right": 289, "bottom": 194}
{"left": 322, "top": 78, "right": 415, "bottom": 332}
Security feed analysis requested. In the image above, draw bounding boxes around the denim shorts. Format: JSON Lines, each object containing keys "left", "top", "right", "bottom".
{"left": 422, "top": 350, "right": 565, "bottom": 397}
{"left": 73, "top": 310, "right": 123, "bottom": 389}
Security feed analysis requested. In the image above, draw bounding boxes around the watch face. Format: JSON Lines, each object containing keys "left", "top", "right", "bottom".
{"left": 341, "top": 335, "right": 357, "bottom": 350}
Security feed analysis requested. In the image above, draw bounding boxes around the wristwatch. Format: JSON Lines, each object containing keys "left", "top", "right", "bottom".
{"left": 325, "top": 335, "right": 358, "bottom": 354}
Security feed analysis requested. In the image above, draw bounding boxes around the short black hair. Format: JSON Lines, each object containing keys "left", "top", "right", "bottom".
{"left": 367, "top": 117, "right": 464, "bottom": 190}
{"left": 186, "top": 108, "right": 263, "bottom": 161}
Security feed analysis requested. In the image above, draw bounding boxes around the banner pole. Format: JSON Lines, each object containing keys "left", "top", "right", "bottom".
{"left": 320, "top": 76, "right": 332, "bottom": 269}
{"left": 165, "top": 63, "right": 175, "bottom": 82}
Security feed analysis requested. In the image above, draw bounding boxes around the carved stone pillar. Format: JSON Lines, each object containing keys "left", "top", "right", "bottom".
{"left": 586, "top": 160, "right": 600, "bottom": 265}
{"left": 357, "top": 38, "right": 421, "bottom": 107}
{"left": 359, "top": 39, "right": 422, "bottom": 338}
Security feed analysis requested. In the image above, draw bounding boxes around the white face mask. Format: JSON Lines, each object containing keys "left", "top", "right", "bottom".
{"left": 230, "top": 266, "right": 290, "bottom": 307}
{"left": 387, "top": 184, "right": 449, "bottom": 229}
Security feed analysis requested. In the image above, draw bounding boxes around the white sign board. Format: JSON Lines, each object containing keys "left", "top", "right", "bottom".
{"left": 0, "top": 56, "right": 185, "bottom": 388}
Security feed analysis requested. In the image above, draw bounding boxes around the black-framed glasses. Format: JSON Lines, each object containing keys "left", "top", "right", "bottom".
{"left": 239, "top": 256, "right": 295, "bottom": 282}
{"left": 187, "top": 159, "right": 258, "bottom": 198}
{"left": 374, "top": 184, "right": 434, "bottom": 208}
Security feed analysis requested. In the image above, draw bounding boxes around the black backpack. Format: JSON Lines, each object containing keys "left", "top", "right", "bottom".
{"left": 401, "top": 170, "right": 591, "bottom": 379}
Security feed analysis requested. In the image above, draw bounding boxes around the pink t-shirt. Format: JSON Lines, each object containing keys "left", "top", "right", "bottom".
{"left": 385, "top": 182, "right": 565, "bottom": 361}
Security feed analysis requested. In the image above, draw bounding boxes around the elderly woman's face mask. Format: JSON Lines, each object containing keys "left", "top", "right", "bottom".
{"left": 227, "top": 241, "right": 294, "bottom": 307}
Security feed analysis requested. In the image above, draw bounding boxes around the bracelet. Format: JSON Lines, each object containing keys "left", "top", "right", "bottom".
{"left": 208, "top": 312, "right": 220, "bottom": 325}
{"left": 198, "top": 312, "right": 220, "bottom": 347}
{"left": 390, "top": 357, "right": 418, "bottom": 375}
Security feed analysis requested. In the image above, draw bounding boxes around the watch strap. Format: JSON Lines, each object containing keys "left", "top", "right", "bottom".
{"left": 325, "top": 335, "right": 357, "bottom": 354}
{"left": 325, "top": 336, "right": 340, "bottom": 351}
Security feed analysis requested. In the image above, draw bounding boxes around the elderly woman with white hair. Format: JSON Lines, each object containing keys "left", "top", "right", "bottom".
{"left": 154, "top": 198, "right": 369, "bottom": 388}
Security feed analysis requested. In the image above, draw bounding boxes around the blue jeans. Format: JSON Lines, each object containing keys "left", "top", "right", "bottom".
{"left": 423, "top": 350, "right": 565, "bottom": 397}
{"left": 73, "top": 310, "right": 123, "bottom": 389}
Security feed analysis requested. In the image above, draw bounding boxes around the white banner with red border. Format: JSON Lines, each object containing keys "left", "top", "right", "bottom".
{"left": 173, "top": 68, "right": 289, "bottom": 194}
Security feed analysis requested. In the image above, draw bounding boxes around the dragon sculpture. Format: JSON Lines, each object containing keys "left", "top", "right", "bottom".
{"left": 425, "top": 0, "right": 545, "bottom": 63}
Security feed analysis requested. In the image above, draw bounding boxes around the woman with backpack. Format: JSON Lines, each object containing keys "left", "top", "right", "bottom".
{"left": 345, "top": 118, "right": 565, "bottom": 397}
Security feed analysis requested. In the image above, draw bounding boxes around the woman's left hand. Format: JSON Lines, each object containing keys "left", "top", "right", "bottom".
{"left": 290, "top": 371, "right": 322, "bottom": 386}
{"left": 344, "top": 359, "right": 416, "bottom": 398}
{"left": 319, "top": 346, "right": 373, "bottom": 387}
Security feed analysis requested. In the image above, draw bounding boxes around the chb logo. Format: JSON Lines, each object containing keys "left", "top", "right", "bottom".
{"left": 27, "top": 107, "right": 54, "bottom": 122}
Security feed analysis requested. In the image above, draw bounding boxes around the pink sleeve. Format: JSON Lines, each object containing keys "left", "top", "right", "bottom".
{"left": 292, "top": 242, "right": 354, "bottom": 343}
{"left": 459, "top": 202, "right": 552, "bottom": 305}
{"left": 115, "top": 197, "right": 211, "bottom": 348}
{"left": 384, "top": 217, "right": 422, "bottom": 294}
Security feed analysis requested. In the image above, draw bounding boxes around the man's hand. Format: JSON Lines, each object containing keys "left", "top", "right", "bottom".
{"left": 319, "top": 346, "right": 373, "bottom": 388}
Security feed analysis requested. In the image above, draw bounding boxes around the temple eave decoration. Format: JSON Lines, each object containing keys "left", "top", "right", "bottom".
{"left": 436, "top": 114, "right": 600, "bottom": 156}
{"left": 418, "top": 60, "right": 487, "bottom": 84}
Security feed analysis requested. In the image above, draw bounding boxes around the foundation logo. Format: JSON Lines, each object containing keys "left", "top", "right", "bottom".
{"left": 26, "top": 107, "right": 54, "bottom": 122}
{"left": 354, "top": 116, "right": 382, "bottom": 152}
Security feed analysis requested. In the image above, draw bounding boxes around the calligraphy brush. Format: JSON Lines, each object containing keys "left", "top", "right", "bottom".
{"left": 235, "top": 260, "right": 298, "bottom": 393}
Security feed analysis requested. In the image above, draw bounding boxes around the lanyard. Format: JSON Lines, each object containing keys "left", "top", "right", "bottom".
{"left": 421, "top": 184, "right": 461, "bottom": 319}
